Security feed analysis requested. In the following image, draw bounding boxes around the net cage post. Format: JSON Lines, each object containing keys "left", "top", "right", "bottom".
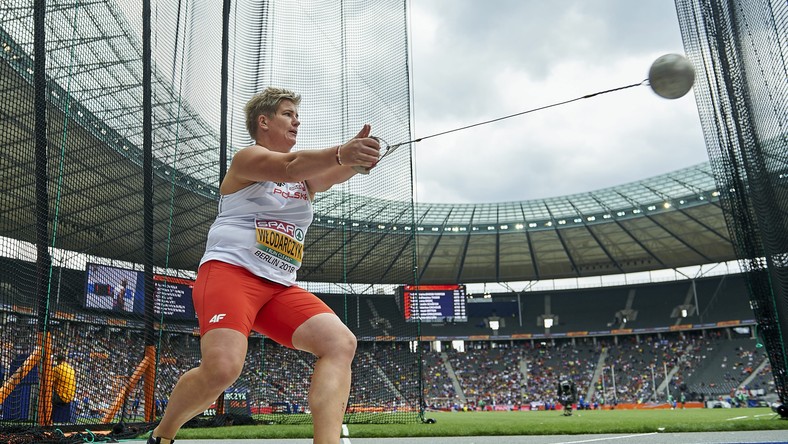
{"left": 33, "top": 0, "right": 55, "bottom": 428}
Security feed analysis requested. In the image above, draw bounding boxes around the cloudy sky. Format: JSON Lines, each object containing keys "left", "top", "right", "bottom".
{"left": 407, "top": 0, "right": 708, "bottom": 204}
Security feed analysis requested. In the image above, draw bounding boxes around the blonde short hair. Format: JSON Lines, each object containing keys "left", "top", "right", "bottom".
{"left": 244, "top": 87, "right": 301, "bottom": 138}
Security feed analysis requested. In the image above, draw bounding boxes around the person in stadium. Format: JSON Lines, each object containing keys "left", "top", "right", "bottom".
{"left": 557, "top": 378, "right": 578, "bottom": 416}
{"left": 114, "top": 279, "right": 128, "bottom": 311}
{"left": 148, "top": 87, "right": 380, "bottom": 444}
{"left": 52, "top": 354, "right": 76, "bottom": 421}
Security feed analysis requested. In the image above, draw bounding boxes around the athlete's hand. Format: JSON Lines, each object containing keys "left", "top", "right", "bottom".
{"left": 337, "top": 124, "right": 380, "bottom": 174}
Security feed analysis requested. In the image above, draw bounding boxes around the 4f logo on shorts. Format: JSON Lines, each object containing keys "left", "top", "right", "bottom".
{"left": 209, "top": 313, "right": 226, "bottom": 323}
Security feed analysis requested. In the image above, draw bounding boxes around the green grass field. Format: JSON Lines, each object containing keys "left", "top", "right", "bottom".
{"left": 165, "top": 408, "right": 788, "bottom": 441}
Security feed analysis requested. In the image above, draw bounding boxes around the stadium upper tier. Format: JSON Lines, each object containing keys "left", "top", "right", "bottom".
{"left": 0, "top": 5, "right": 734, "bottom": 284}
{"left": 313, "top": 163, "right": 733, "bottom": 283}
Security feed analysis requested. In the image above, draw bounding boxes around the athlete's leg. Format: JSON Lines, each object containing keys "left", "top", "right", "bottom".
{"left": 152, "top": 261, "right": 262, "bottom": 441}
{"left": 252, "top": 284, "right": 356, "bottom": 444}
{"left": 152, "top": 328, "right": 248, "bottom": 440}
{"left": 291, "top": 313, "right": 357, "bottom": 444}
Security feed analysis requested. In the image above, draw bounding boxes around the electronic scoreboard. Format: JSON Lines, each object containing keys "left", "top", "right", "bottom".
{"left": 399, "top": 284, "right": 467, "bottom": 322}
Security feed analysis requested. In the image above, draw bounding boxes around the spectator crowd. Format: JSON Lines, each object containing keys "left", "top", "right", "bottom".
{"left": 0, "top": 319, "right": 776, "bottom": 422}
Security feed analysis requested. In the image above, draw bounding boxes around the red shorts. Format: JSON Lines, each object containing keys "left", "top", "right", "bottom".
{"left": 192, "top": 260, "right": 334, "bottom": 348}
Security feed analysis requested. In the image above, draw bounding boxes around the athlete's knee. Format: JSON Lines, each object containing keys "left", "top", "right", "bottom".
{"left": 336, "top": 328, "right": 357, "bottom": 361}
{"left": 199, "top": 328, "right": 248, "bottom": 388}
{"left": 322, "top": 324, "right": 357, "bottom": 363}
{"left": 200, "top": 356, "right": 244, "bottom": 388}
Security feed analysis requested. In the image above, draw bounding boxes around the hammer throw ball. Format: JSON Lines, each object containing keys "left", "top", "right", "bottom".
{"left": 648, "top": 53, "right": 695, "bottom": 99}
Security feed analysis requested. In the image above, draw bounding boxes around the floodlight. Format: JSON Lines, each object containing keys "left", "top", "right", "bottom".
{"left": 537, "top": 314, "right": 557, "bottom": 330}
{"left": 670, "top": 304, "right": 695, "bottom": 318}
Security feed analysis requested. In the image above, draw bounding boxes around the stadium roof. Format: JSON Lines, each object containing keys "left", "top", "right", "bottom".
{"left": 0, "top": 3, "right": 735, "bottom": 285}
{"left": 308, "top": 163, "right": 733, "bottom": 283}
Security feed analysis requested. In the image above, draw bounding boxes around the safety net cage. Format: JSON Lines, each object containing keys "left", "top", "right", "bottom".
{"left": 0, "top": 0, "right": 420, "bottom": 442}
{"left": 674, "top": 0, "right": 788, "bottom": 410}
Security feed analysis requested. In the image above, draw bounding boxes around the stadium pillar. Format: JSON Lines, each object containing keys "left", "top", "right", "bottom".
{"left": 35, "top": 333, "right": 53, "bottom": 426}
{"left": 32, "top": 0, "right": 55, "bottom": 427}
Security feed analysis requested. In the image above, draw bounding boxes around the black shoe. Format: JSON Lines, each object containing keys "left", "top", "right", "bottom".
{"left": 148, "top": 435, "right": 174, "bottom": 444}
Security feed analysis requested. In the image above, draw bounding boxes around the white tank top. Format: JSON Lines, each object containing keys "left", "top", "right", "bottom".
{"left": 200, "top": 181, "right": 313, "bottom": 286}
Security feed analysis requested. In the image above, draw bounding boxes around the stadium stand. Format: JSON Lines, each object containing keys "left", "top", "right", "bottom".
{"left": 0, "top": 308, "right": 775, "bottom": 420}
{"left": 416, "top": 331, "right": 773, "bottom": 411}
{"left": 682, "top": 336, "right": 769, "bottom": 401}
{"left": 541, "top": 288, "right": 630, "bottom": 333}
{"left": 446, "top": 345, "right": 524, "bottom": 408}
{"left": 0, "top": 259, "right": 762, "bottom": 341}
{"left": 523, "top": 341, "right": 598, "bottom": 408}
{"left": 693, "top": 276, "right": 755, "bottom": 324}
{"left": 422, "top": 352, "right": 459, "bottom": 410}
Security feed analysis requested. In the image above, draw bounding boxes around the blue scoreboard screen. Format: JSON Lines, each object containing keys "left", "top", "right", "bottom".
{"left": 401, "top": 284, "right": 467, "bottom": 323}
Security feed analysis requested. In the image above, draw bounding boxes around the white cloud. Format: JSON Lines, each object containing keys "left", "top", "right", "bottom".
{"left": 409, "top": 0, "right": 708, "bottom": 203}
